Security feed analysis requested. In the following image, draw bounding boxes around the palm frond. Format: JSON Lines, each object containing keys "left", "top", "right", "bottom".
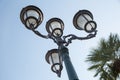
{"left": 88, "top": 64, "right": 101, "bottom": 70}
{"left": 86, "top": 33, "right": 120, "bottom": 80}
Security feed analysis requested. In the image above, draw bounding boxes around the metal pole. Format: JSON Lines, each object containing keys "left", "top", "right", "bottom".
{"left": 59, "top": 46, "right": 79, "bottom": 80}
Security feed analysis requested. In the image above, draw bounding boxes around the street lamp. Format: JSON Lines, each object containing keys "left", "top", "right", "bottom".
{"left": 46, "top": 18, "right": 64, "bottom": 38}
{"left": 45, "top": 49, "right": 63, "bottom": 77}
{"left": 20, "top": 5, "right": 43, "bottom": 30}
{"left": 20, "top": 5, "right": 97, "bottom": 80}
{"left": 73, "top": 10, "right": 97, "bottom": 33}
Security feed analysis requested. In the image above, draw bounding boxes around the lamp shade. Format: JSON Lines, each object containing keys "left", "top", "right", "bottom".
{"left": 45, "top": 49, "right": 63, "bottom": 77}
{"left": 20, "top": 5, "right": 43, "bottom": 30}
{"left": 46, "top": 18, "right": 64, "bottom": 38}
{"left": 73, "top": 10, "right": 97, "bottom": 33}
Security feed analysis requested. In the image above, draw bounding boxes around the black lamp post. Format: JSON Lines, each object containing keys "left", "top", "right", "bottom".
{"left": 20, "top": 5, "right": 97, "bottom": 80}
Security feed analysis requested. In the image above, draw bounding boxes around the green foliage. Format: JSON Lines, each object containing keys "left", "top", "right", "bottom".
{"left": 86, "top": 33, "right": 120, "bottom": 80}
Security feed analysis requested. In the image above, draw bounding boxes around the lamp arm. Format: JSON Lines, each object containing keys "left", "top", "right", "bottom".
{"left": 48, "top": 34, "right": 58, "bottom": 44}
{"left": 31, "top": 29, "right": 49, "bottom": 39}
{"left": 32, "top": 28, "right": 59, "bottom": 44}
{"left": 63, "top": 30, "right": 97, "bottom": 46}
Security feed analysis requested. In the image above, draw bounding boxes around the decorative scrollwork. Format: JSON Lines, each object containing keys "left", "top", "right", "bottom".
{"left": 30, "top": 25, "right": 97, "bottom": 47}
{"left": 63, "top": 30, "right": 97, "bottom": 46}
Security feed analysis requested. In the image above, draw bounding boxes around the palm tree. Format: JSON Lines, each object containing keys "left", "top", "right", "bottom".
{"left": 86, "top": 34, "right": 120, "bottom": 80}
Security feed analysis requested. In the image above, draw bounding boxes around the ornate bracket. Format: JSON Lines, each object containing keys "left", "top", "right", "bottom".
{"left": 63, "top": 30, "right": 97, "bottom": 46}
{"left": 30, "top": 25, "right": 97, "bottom": 47}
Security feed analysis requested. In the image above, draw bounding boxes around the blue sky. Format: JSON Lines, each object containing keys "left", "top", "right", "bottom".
{"left": 1, "top": 0, "right": 120, "bottom": 80}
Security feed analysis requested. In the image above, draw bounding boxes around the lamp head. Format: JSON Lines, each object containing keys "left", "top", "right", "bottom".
{"left": 73, "top": 10, "right": 97, "bottom": 33}
{"left": 45, "top": 49, "right": 63, "bottom": 77}
{"left": 20, "top": 5, "right": 43, "bottom": 30}
{"left": 46, "top": 18, "right": 64, "bottom": 38}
